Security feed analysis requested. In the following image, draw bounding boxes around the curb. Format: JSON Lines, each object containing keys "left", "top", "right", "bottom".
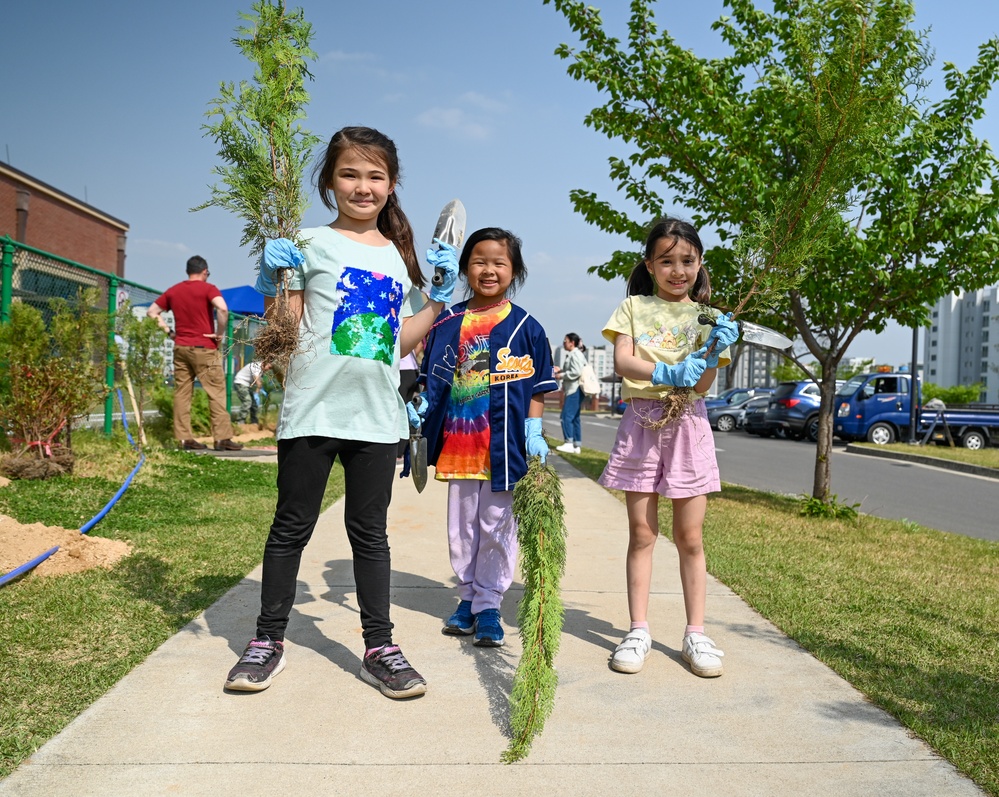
{"left": 844, "top": 443, "right": 999, "bottom": 481}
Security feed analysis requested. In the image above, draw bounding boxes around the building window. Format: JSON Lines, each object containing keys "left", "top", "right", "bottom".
{"left": 932, "top": 340, "right": 937, "bottom": 347}
{"left": 930, "top": 368, "right": 936, "bottom": 376}
{"left": 932, "top": 325, "right": 937, "bottom": 332}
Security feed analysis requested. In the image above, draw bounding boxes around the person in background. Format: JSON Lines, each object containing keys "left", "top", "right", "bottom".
{"left": 554, "top": 332, "right": 587, "bottom": 454}
{"left": 232, "top": 360, "right": 271, "bottom": 426}
{"left": 148, "top": 256, "right": 243, "bottom": 452}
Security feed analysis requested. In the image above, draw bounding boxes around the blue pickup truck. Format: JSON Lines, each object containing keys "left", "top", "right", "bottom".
{"left": 833, "top": 372, "right": 999, "bottom": 449}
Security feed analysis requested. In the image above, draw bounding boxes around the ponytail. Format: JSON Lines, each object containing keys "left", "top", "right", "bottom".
{"left": 379, "top": 193, "right": 424, "bottom": 289}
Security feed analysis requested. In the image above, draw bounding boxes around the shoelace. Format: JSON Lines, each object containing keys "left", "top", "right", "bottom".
{"left": 239, "top": 641, "right": 277, "bottom": 666}
{"left": 376, "top": 650, "right": 413, "bottom": 673}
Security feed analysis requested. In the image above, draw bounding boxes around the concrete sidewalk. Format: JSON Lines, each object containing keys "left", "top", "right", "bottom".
{"left": 1, "top": 458, "right": 983, "bottom": 796}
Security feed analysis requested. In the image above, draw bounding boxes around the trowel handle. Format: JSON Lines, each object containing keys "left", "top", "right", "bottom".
{"left": 431, "top": 266, "right": 445, "bottom": 287}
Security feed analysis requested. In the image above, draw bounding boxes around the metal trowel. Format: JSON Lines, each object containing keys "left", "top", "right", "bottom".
{"left": 430, "top": 199, "right": 467, "bottom": 286}
{"left": 409, "top": 395, "right": 429, "bottom": 493}
{"left": 698, "top": 313, "right": 793, "bottom": 352}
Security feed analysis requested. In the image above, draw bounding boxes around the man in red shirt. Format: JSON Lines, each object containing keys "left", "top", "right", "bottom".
{"left": 148, "top": 256, "right": 243, "bottom": 451}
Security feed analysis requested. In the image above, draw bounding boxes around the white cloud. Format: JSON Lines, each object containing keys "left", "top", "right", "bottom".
{"left": 415, "top": 107, "right": 490, "bottom": 140}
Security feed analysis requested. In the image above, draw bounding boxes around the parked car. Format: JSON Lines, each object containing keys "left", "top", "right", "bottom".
{"left": 708, "top": 395, "right": 770, "bottom": 432}
{"left": 704, "top": 386, "right": 775, "bottom": 410}
{"left": 764, "top": 380, "right": 823, "bottom": 441}
{"left": 742, "top": 396, "right": 775, "bottom": 436}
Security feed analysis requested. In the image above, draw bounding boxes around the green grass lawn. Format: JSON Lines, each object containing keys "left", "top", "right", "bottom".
{"left": 564, "top": 446, "right": 999, "bottom": 796}
{"left": 0, "top": 431, "right": 343, "bottom": 779}
{"left": 853, "top": 441, "right": 999, "bottom": 470}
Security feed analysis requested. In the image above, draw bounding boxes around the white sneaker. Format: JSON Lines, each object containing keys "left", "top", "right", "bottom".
{"left": 574, "top": 445, "right": 581, "bottom": 453}
{"left": 555, "top": 442, "right": 577, "bottom": 454}
{"left": 610, "top": 628, "right": 652, "bottom": 673}
{"left": 682, "top": 632, "right": 724, "bottom": 677}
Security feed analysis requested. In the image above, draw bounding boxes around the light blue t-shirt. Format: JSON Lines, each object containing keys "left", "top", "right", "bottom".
{"left": 276, "top": 226, "right": 424, "bottom": 443}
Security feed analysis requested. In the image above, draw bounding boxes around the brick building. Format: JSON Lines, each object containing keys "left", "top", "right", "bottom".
{"left": 0, "top": 162, "right": 128, "bottom": 275}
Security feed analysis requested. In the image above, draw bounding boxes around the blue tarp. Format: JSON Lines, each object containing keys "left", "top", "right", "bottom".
{"left": 220, "top": 285, "right": 265, "bottom": 317}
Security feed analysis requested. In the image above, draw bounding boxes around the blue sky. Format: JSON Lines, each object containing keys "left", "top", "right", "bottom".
{"left": 3, "top": 0, "right": 997, "bottom": 367}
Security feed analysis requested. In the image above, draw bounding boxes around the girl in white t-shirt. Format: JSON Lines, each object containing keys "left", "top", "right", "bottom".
{"left": 223, "top": 126, "right": 459, "bottom": 701}
{"left": 598, "top": 217, "right": 740, "bottom": 678}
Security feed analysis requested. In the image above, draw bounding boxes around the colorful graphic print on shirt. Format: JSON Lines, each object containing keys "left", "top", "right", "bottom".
{"left": 329, "top": 267, "right": 403, "bottom": 365}
{"left": 435, "top": 307, "right": 510, "bottom": 480}
{"left": 635, "top": 317, "right": 700, "bottom": 352}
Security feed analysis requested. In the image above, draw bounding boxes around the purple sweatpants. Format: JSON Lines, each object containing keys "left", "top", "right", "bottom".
{"left": 446, "top": 480, "right": 517, "bottom": 614}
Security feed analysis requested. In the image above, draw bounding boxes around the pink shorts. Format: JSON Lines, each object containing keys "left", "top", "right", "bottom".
{"left": 598, "top": 398, "right": 721, "bottom": 498}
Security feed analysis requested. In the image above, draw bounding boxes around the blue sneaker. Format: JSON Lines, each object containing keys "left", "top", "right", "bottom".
{"left": 473, "top": 608, "right": 504, "bottom": 647}
{"left": 442, "top": 599, "right": 475, "bottom": 636}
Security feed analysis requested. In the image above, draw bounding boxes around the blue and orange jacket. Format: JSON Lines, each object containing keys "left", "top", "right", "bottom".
{"left": 418, "top": 301, "right": 558, "bottom": 492}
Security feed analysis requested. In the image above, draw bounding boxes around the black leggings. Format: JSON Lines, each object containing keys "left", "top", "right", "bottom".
{"left": 256, "top": 436, "right": 397, "bottom": 648}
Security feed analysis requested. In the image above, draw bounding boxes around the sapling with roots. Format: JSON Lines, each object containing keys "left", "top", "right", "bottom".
{"left": 193, "top": 0, "right": 320, "bottom": 378}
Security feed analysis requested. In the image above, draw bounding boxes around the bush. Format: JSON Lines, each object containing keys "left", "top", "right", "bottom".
{"left": 150, "top": 386, "right": 213, "bottom": 439}
{"left": 0, "top": 291, "right": 109, "bottom": 466}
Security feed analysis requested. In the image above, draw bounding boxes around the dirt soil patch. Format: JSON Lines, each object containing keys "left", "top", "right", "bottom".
{"left": 0, "top": 514, "right": 132, "bottom": 579}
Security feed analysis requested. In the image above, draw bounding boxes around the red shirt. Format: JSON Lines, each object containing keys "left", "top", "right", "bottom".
{"left": 155, "top": 280, "right": 223, "bottom": 349}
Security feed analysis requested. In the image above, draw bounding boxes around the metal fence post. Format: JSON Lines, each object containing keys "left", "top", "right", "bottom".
{"left": 226, "top": 313, "right": 234, "bottom": 412}
{"left": 1, "top": 236, "right": 14, "bottom": 324}
{"left": 105, "top": 276, "right": 118, "bottom": 437}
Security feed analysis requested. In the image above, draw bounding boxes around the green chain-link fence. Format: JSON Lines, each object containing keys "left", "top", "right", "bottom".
{"left": 1, "top": 235, "right": 266, "bottom": 437}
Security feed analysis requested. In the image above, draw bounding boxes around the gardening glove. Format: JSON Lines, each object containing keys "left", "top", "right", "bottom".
{"left": 524, "top": 417, "right": 549, "bottom": 464}
{"left": 651, "top": 353, "right": 708, "bottom": 387}
{"left": 694, "top": 345, "right": 720, "bottom": 369}
{"left": 255, "top": 238, "right": 305, "bottom": 297}
{"left": 406, "top": 396, "right": 428, "bottom": 430}
{"left": 427, "top": 239, "right": 459, "bottom": 304}
{"left": 706, "top": 312, "right": 740, "bottom": 351}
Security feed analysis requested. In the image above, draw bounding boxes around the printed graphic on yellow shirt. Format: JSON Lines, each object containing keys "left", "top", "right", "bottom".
{"left": 636, "top": 319, "right": 700, "bottom": 352}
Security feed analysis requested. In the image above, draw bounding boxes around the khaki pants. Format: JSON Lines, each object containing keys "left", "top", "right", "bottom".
{"left": 172, "top": 346, "right": 234, "bottom": 442}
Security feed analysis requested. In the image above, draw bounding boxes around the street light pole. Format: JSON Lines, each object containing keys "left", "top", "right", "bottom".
{"left": 908, "top": 253, "right": 921, "bottom": 444}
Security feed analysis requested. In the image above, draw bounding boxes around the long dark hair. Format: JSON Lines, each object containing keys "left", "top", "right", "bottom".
{"left": 626, "top": 217, "right": 710, "bottom": 303}
{"left": 457, "top": 227, "right": 528, "bottom": 297}
{"left": 565, "top": 332, "right": 586, "bottom": 354}
{"left": 313, "top": 126, "right": 424, "bottom": 288}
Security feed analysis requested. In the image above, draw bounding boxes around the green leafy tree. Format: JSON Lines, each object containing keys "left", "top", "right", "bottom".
{"left": 545, "top": 0, "right": 999, "bottom": 501}
{"left": 193, "top": 0, "right": 320, "bottom": 255}
{"left": 116, "top": 305, "right": 168, "bottom": 438}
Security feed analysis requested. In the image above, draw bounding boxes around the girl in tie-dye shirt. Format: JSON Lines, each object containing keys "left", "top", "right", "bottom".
{"left": 418, "top": 228, "right": 558, "bottom": 648}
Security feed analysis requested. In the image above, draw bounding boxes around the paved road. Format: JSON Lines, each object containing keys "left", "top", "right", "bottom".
{"left": 543, "top": 413, "right": 999, "bottom": 542}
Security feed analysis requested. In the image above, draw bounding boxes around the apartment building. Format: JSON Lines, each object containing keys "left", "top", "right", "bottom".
{"left": 924, "top": 285, "right": 998, "bottom": 404}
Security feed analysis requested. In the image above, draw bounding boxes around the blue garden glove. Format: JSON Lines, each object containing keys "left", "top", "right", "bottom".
{"left": 254, "top": 238, "right": 305, "bottom": 297}
{"left": 426, "top": 239, "right": 459, "bottom": 304}
{"left": 651, "top": 353, "right": 708, "bottom": 387}
{"left": 694, "top": 345, "right": 720, "bottom": 369}
{"left": 524, "top": 417, "right": 549, "bottom": 464}
{"left": 406, "top": 396, "right": 428, "bottom": 429}
{"left": 707, "top": 312, "right": 740, "bottom": 351}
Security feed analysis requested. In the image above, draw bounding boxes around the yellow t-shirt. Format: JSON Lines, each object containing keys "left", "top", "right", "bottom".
{"left": 602, "top": 296, "right": 732, "bottom": 401}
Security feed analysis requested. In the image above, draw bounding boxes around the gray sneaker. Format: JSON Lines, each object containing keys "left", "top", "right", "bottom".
{"left": 360, "top": 645, "right": 427, "bottom": 699}
{"left": 224, "top": 636, "right": 286, "bottom": 691}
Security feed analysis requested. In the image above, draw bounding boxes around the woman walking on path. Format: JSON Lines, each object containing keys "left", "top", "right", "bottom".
{"left": 554, "top": 332, "right": 586, "bottom": 453}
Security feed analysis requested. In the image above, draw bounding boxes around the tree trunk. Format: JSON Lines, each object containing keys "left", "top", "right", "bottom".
{"left": 811, "top": 365, "right": 840, "bottom": 502}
